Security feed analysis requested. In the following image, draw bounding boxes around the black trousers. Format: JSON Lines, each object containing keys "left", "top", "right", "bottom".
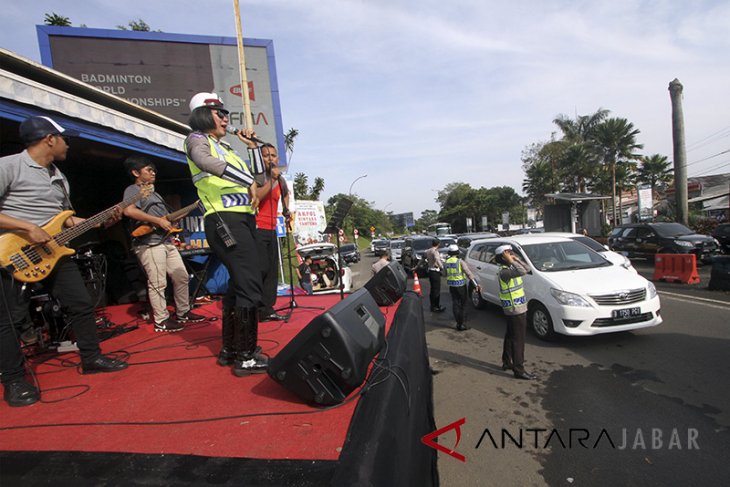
{"left": 204, "top": 212, "right": 262, "bottom": 309}
{"left": 502, "top": 313, "right": 527, "bottom": 373}
{"left": 449, "top": 285, "right": 467, "bottom": 325}
{"left": 1, "top": 258, "right": 101, "bottom": 384}
{"left": 256, "top": 228, "right": 279, "bottom": 315}
{"left": 428, "top": 270, "right": 442, "bottom": 309}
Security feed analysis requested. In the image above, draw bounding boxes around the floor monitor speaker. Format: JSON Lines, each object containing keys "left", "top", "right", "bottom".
{"left": 364, "top": 261, "right": 407, "bottom": 306}
{"left": 268, "top": 288, "right": 385, "bottom": 405}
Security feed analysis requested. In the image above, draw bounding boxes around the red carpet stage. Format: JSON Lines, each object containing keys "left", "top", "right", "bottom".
{"left": 0, "top": 292, "right": 437, "bottom": 486}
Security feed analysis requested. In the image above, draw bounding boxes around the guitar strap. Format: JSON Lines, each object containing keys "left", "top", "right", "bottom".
{"left": 51, "top": 164, "right": 75, "bottom": 212}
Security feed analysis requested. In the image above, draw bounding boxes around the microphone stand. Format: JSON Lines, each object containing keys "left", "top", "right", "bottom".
{"left": 275, "top": 198, "right": 323, "bottom": 322}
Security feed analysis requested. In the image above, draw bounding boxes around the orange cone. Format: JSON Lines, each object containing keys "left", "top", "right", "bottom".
{"left": 412, "top": 271, "right": 422, "bottom": 296}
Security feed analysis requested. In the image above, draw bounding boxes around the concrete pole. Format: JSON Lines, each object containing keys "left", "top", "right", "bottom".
{"left": 668, "top": 78, "right": 688, "bottom": 225}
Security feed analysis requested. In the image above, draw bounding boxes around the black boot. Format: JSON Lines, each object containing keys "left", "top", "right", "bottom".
{"left": 217, "top": 305, "right": 236, "bottom": 366}
{"left": 232, "top": 307, "right": 269, "bottom": 377}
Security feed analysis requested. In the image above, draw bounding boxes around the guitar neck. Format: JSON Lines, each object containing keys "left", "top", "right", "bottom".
{"left": 166, "top": 200, "right": 201, "bottom": 222}
{"left": 55, "top": 190, "right": 147, "bottom": 246}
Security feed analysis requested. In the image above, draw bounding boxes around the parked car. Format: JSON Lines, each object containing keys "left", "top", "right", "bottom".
{"left": 401, "top": 236, "right": 436, "bottom": 275}
{"left": 339, "top": 243, "right": 361, "bottom": 263}
{"left": 457, "top": 233, "right": 499, "bottom": 250}
{"left": 712, "top": 223, "right": 730, "bottom": 254}
{"left": 372, "top": 239, "right": 390, "bottom": 256}
{"left": 296, "top": 243, "right": 352, "bottom": 294}
{"left": 608, "top": 222, "right": 721, "bottom": 263}
{"left": 389, "top": 239, "right": 405, "bottom": 261}
{"left": 537, "top": 232, "right": 637, "bottom": 273}
{"left": 464, "top": 235, "right": 662, "bottom": 340}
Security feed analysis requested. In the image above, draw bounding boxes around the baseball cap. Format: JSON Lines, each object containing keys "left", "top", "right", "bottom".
{"left": 189, "top": 92, "right": 228, "bottom": 113}
{"left": 19, "top": 116, "right": 79, "bottom": 143}
{"left": 495, "top": 244, "right": 513, "bottom": 256}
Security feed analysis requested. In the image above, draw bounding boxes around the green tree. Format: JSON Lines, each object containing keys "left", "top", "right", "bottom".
{"left": 44, "top": 13, "right": 72, "bottom": 26}
{"left": 637, "top": 154, "right": 673, "bottom": 197}
{"left": 553, "top": 108, "right": 610, "bottom": 144}
{"left": 117, "top": 19, "right": 152, "bottom": 31}
{"left": 592, "top": 118, "right": 643, "bottom": 224}
{"left": 284, "top": 128, "right": 299, "bottom": 163}
{"left": 415, "top": 210, "right": 439, "bottom": 233}
{"left": 292, "top": 173, "right": 325, "bottom": 201}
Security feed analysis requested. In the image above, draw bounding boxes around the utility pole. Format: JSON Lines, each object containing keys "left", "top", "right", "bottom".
{"left": 669, "top": 78, "right": 688, "bottom": 225}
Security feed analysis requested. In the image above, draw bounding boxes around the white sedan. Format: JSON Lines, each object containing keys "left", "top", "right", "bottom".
{"left": 296, "top": 243, "right": 353, "bottom": 295}
{"left": 465, "top": 235, "right": 662, "bottom": 340}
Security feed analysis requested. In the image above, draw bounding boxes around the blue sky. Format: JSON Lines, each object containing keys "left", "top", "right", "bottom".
{"left": 3, "top": 0, "right": 729, "bottom": 218}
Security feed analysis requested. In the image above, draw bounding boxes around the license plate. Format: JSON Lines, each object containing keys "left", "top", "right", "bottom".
{"left": 612, "top": 307, "right": 641, "bottom": 319}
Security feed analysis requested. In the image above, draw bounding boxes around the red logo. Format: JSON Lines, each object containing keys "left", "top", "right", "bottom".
{"left": 421, "top": 417, "right": 466, "bottom": 462}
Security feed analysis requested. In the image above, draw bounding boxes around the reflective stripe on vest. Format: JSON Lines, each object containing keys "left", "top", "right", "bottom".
{"left": 186, "top": 134, "right": 253, "bottom": 217}
{"left": 445, "top": 256, "right": 466, "bottom": 287}
{"left": 499, "top": 272, "right": 526, "bottom": 311}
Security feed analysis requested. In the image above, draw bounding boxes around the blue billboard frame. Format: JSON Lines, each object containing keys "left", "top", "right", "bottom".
{"left": 35, "top": 25, "right": 288, "bottom": 167}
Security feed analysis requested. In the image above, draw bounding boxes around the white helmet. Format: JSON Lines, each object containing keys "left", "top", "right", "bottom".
{"left": 189, "top": 92, "right": 228, "bottom": 113}
{"left": 447, "top": 244, "right": 460, "bottom": 255}
{"left": 495, "top": 244, "right": 513, "bottom": 256}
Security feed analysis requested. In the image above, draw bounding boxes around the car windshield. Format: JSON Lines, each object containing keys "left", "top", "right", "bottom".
{"left": 390, "top": 240, "right": 404, "bottom": 249}
{"left": 340, "top": 244, "right": 356, "bottom": 252}
{"left": 571, "top": 236, "right": 606, "bottom": 252}
{"left": 654, "top": 223, "right": 694, "bottom": 237}
{"left": 439, "top": 238, "right": 456, "bottom": 249}
{"left": 522, "top": 241, "right": 611, "bottom": 272}
{"left": 413, "top": 239, "right": 433, "bottom": 251}
{"left": 373, "top": 240, "right": 389, "bottom": 248}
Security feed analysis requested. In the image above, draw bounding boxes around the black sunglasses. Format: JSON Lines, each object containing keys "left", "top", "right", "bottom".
{"left": 214, "top": 109, "right": 229, "bottom": 119}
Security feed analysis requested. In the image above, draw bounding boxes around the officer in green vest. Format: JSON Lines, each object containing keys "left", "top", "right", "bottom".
{"left": 184, "top": 92, "right": 268, "bottom": 376}
{"left": 496, "top": 244, "right": 535, "bottom": 380}
{"left": 445, "top": 244, "right": 479, "bottom": 331}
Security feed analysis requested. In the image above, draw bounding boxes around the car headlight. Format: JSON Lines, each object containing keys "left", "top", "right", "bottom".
{"left": 714, "top": 239, "right": 721, "bottom": 247}
{"left": 647, "top": 281, "right": 657, "bottom": 299}
{"left": 550, "top": 288, "right": 592, "bottom": 307}
{"left": 675, "top": 241, "right": 693, "bottom": 247}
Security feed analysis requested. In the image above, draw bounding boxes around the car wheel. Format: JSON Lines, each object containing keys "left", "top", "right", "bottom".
{"left": 470, "top": 284, "right": 486, "bottom": 310}
{"left": 529, "top": 303, "right": 556, "bottom": 341}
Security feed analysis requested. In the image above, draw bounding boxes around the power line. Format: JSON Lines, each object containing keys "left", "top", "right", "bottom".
{"left": 682, "top": 148, "right": 730, "bottom": 169}
{"left": 690, "top": 159, "right": 730, "bottom": 177}
{"left": 687, "top": 126, "right": 730, "bottom": 152}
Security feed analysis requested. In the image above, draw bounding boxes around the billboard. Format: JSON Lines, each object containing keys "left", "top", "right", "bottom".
{"left": 37, "top": 25, "right": 287, "bottom": 167}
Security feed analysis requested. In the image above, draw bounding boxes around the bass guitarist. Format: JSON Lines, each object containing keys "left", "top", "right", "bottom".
{"left": 0, "top": 116, "right": 128, "bottom": 408}
{"left": 122, "top": 155, "right": 204, "bottom": 332}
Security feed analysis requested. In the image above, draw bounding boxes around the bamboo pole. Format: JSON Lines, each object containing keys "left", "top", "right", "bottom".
{"left": 233, "top": 0, "right": 254, "bottom": 130}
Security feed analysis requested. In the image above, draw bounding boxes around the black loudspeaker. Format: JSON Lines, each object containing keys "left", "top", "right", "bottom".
{"left": 268, "top": 288, "right": 386, "bottom": 405}
{"left": 364, "top": 261, "right": 408, "bottom": 306}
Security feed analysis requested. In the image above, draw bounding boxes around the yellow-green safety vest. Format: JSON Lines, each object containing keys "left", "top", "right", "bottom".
{"left": 445, "top": 256, "right": 466, "bottom": 287}
{"left": 499, "top": 272, "right": 526, "bottom": 311}
{"left": 186, "top": 134, "right": 254, "bottom": 217}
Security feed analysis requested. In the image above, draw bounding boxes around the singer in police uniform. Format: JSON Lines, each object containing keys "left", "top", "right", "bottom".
{"left": 184, "top": 92, "right": 268, "bottom": 376}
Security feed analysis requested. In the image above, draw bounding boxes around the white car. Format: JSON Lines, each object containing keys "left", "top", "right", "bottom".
{"left": 389, "top": 239, "right": 404, "bottom": 261}
{"left": 296, "top": 243, "right": 353, "bottom": 295}
{"left": 535, "top": 232, "right": 637, "bottom": 273}
{"left": 465, "top": 235, "right": 662, "bottom": 340}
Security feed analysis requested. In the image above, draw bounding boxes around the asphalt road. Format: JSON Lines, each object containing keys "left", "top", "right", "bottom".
{"left": 349, "top": 253, "right": 730, "bottom": 487}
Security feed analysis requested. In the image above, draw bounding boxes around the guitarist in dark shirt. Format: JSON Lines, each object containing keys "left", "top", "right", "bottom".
{"left": 122, "top": 156, "right": 204, "bottom": 332}
{"left": 0, "top": 116, "right": 127, "bottom": 407}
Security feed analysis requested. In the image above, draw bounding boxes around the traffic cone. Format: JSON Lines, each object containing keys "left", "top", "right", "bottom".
{"left": 412, "top": 271, "right": 422, "bottom": 296}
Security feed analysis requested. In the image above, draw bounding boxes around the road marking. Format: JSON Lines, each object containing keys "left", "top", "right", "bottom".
{"left": 658, "top": 290, "right": 730, "bottom": 309}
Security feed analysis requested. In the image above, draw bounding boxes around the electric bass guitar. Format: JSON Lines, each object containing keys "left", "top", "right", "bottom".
{"left": 130, "top": 199, "right": 202, "bottom": 238}
{"left": 0, "top": 185, "right": 153, "bottom": 283}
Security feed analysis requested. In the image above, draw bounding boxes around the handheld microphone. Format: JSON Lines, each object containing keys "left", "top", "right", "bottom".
{"left": 226, "top": 126, "right": 266, "bottom": 144}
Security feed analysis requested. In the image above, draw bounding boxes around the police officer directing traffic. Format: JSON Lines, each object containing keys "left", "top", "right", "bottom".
{"left": 495, "top": 244, "right": 536, "bottom": 380}
{"left": 445, "top": 244, "right": 479, "bottom": 331}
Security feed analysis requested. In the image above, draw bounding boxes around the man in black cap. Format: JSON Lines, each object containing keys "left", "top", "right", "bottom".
{"left": 0, "top": 116, "right": 128, "bottom": 407}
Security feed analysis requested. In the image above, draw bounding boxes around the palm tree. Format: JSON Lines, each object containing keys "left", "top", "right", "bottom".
{"left": 637, "top": 154, "right": 673, "bottom": 198}
{"left": 557, "top": 143, "right": 597, "bottom": 193}
{"left": 592, "top": 118, "right": 643, "bottom": 224}
{"left": 553, "top": 108, "right": 610, "bottom": 144}
{"left": 44, "top": 13, "right": 71, "bottom": 26}
{"left": 284, "top": 128, "right": 299, "bottom": 164}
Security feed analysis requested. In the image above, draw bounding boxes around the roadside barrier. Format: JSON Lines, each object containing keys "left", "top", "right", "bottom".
{"left": 653, "top": 253, "right": 700, "bottom": 284}
{"left": 708, "top": 256, "right": 730, "bottom": 291}
{"left": 412, "top": 271, "right": 423, "bottom": 296}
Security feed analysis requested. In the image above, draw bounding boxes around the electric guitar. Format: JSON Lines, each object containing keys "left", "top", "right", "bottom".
{"left": 130, "top": 199, "right": 202, "bottom": 238}
{"left": 0, "top": 185, "right": 153, "bottom": 283}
